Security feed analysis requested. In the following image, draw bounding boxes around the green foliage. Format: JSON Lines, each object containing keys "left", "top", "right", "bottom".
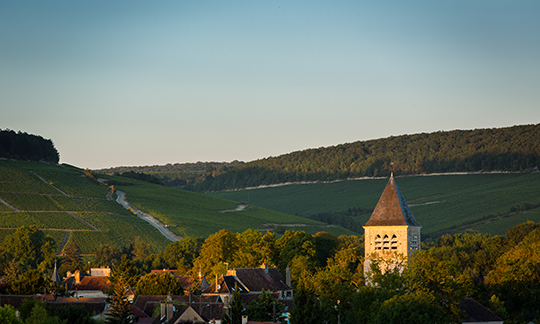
{"left": 0, "top": 304, "right": 23, "bottom": 324}
{"left": 59, "top": 242, "right": 82, "bottom": 275}
{"left": 3, "top": 225, "right": 56, "bottom": 271}
{"left": 135, "top": 272, "right": 183, "bottom": 297}
{"left": 370, "top": 291, "right": 448, "bottom": 324}
{"left": 244, "top": 290, "right": 286, "bottom": 323}
{"left": 276, "top": 231, "right": 316, "bottom": 275}
{"left": 290, "top": 285, "right": 329, "bottom": 324}
{"left": 106, "top": 276, "right": 134, "bottom": 324}
{"left": 25, "top": 303, "right": 66, "bottom": 324}
{"left": 0, "top": 129, "right": 59, "bottom": 163}
{"left": 222, "top": 282, "right": 243, "bottom": 324}
{"left": 190, "top": 124, "right": 540, "bottom": 191}
{"left": 194, "top": 229, "right": 240, "bottom": 278}
{"left": 51, "top": 304, "right": 96, "bottom": 324}
{"left": 114, "top": 171, "right": 163, "bottom": 185}
{"left": 160, "top": 237, "right": 202, "bottom": 272}
{"left": 9, "top": 268, "right": 48, "bottom": 295}
{"left": 97, "top": 161, "right": 244, "bottom": 187}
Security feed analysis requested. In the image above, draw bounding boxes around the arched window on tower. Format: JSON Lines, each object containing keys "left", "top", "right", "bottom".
{"left": 383, "top": 234, "right": 390, "bottom": 250}
{"left": 391, "top": 234, "right": 398, "bottom": 250}
{"left": 375, "top": 234, "right": 382, "bottom": 250}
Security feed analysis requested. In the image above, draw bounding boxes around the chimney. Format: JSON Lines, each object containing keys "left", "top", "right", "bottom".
{"left": 215, "top": 274, "right": 220, "bottom": 292}
{"left": 74, "top": 270, "right": 81, "bottom": 284}
{"left": 160, "top": 301, "right": 166, "bottom": 320}
{"left": 241, "top": 315, "right": 248, "bottom": 324}
{"left": 286, "top": 265, "right": 291, "bottom": 287}
{"left": 167, "top": 301, "right": 173, "bottom": 322}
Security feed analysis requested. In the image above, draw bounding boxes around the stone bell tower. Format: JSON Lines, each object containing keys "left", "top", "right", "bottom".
{"left": 363, "top": 173, "right": 421, "bottom": 276}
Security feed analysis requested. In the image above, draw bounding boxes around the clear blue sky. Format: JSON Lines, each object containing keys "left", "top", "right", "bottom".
{"left": 2, "top": 1, "right": 539, "bottom": 169}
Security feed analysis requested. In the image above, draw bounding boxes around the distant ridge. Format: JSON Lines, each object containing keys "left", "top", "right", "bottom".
{"left": 188, "top": 124, "right": 540, "bottom": 191}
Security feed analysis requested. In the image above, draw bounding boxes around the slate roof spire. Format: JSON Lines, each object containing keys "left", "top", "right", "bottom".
{"left": 51, "top": 259, "right": 61, "bottom": 284}
{"left": 364, "top": 173, "right": 421, "bottom": 227}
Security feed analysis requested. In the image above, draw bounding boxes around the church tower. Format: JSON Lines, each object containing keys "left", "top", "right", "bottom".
{"left": 363, "top": 173, "right": 421, "bottom": 276}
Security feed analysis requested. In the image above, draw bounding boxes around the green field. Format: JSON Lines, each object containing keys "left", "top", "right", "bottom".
{"left": 207, "top": 173, "right": 540, "bottom": 240}
{"left": 0, "top": 160, "right": 352, "bottom": 256}
{"left": 114, "top": 179, "right": 349, "bottom": 238}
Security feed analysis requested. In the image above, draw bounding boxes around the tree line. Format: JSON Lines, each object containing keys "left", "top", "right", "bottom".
{"left": 1, "top": 221, "right": 539, "bottom": 323}
{"left": 0, "top": 129, "right": 59, "bottom": 164}
{"left": 186, "top": 124, "right": 540, "bottom": 191}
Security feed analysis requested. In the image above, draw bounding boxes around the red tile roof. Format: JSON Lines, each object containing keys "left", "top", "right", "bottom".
{"left": 75, "top": 276, "right": 110, "bottom": 291}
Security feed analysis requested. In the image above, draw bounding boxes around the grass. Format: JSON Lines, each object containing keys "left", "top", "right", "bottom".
{"left": 0, "top": 160, "right": 352, "bottom": 254}
{"left": 114, "top": 179, "right": 339, "bottom": 238}
{"left": 207, "top": 173, "right": 540, "bottom": 239}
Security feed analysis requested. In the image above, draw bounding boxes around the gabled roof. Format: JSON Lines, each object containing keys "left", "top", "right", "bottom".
{"left": 202, "top": 266, "right": 292, "bottom": 295}
{"left": 74, "top": 276, "right": 111, "bottom": 291}
{"left": 460, "top": 295, "right": 503, "bottom": 323}
{"left": 234, "top": 268, "right": 291, "bottom": 292}
{"left": 364, "top": 174, "right": 421, "bottom": 227}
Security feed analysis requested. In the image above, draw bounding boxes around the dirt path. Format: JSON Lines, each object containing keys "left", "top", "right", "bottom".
{"left": 30, "top": 171, "right": 69, "bottom": 197}
{"left": 220, "top": 204, "right": 247, "bottom": 212}
{"left": 115, "top": 191, "right": 181, "bottom": 242}
{"left": 0, "top": 197, "right": 19, "bottom": 211}
{"left": 57, "top": 231, "right": 71, "bottom": 255}
{"left": 67, "top": 212, "right": 99, "bottom": 231}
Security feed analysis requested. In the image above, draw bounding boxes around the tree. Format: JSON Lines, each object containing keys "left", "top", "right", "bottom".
{"left": 222, "top": 283, "right": 243, "bottom": 324}
{"left": 60, "top": 242, "right": 82, "bottom": 275}
{"left": 244, "top": 290, "right": 286, "bottom": 323}
{"left": 275, "top": 231, "right": 316, "bottom": 274}
{"left": 161, "top": 237, "right": 201, "bottom": 271}
{"left": 106, "top": 276, "right": 134, "bottom": 324}
{"left": 370, "top": 291, "right": 448, "bottom": 324}
{"left": 0, "top": 304, "right": 23, "bottom": 324}
{"left": 51, "top": 304, "right": 96, "bottom": 324}
{"left": 9, "top": 269, "right": 48, "bottom": 295}
{"left": 93, "top": 244, "right": 122, "bottom": 268}
{"left": 194, "top": 229, "right": 240, "bottom": 279}
{"left": 3, "top": 225, "right": 56, "bottom": 271}
{"left": 289, "top": 285, "right": 327, "bottom": 324}
{"left": 25, "top": 303, "right": 65, "bottom": 324}
{"left": 110, "top": 255, "right": 140, "bottom": 289}
{"left": 135, "top": 272, "right": 183, "bottom": 297}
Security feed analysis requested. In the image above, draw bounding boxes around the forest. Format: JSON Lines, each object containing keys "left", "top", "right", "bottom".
{"left": 187, "top": 124, "right": 540, "bottom": 191}
{"left": 1, "top": 221, "right": 539, "bottom": 323}
{"left": 0, "top": 129, "right": 59, "bottom": 164}
{"left": 97, "top": 161, "right": 244, "bottom": 187}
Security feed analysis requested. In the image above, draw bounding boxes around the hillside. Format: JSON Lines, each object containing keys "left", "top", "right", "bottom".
{"left": 189, "top": 124, "right": 540, "bottom": 191}
{"left": 96, "top": 160, "right": 244, "bottom": 187}
{"left": 0, "top": 160, "right": 349, "bottom": 256}
{"left": 208, "top": 172, "right": 540, "bottom": 240}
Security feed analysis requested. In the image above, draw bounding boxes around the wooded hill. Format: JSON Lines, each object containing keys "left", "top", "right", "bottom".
{"left": 97, "top": 160, "right": 244, "bottom": 187}
{"left": 0, "top": 129, "right": 59, "bottom": 164}
{"left": 188, "top": 124, "right": 540, "bottom": 191}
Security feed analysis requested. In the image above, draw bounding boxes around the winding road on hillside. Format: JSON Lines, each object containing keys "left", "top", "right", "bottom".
{"left": 115, "top": 191, "right": 181, "bottom": 242}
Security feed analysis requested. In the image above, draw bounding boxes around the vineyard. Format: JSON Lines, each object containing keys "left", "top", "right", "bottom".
{"left": 0, "top": 159, "right": 346, "bottom": 256}
{"left": 114, "top": 180, "right": 337, "bottom": 238}
{"left": 0, "top": 160, "right": 169, "bottom": 254}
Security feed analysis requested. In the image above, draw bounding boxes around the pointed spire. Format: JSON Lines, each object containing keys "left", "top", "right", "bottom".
{"left": 51, "top": 259, "right": 61, "bottom": 284}
{"left": 364, "top": 174, "right": 421, "bottom": 227}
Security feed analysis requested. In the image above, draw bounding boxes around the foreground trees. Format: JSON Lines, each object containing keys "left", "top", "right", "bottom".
{"left": 0, "top": 221, "right": 539, "bottom": 323}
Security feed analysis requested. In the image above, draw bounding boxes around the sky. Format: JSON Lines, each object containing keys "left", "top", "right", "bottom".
{"left": 1, "top": 1, "right": 539, "bottom": 169}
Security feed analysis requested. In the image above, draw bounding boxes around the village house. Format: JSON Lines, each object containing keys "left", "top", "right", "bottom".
{"left": 202, "top": 263, "right": 293, "bottom": 303}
